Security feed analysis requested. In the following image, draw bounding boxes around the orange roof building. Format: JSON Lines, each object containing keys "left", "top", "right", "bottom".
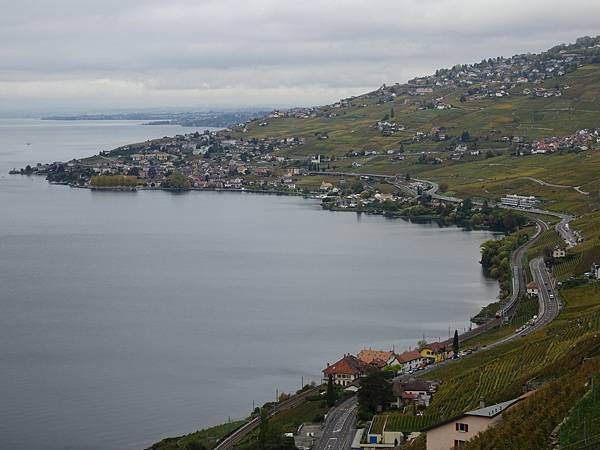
{"left": 357, "top": 349, "right": 394, "bottom": 365}
{"left": 323, "top": 354, "right": 370, "bottom": 387}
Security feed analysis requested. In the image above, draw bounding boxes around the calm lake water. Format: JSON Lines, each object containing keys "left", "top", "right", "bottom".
{"left": 0, "top": 119, "right": 499, "bottom": 450}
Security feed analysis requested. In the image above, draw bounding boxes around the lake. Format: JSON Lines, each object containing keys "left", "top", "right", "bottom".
{"left": 0, "top": 119, "right": 499, "bottom": 449}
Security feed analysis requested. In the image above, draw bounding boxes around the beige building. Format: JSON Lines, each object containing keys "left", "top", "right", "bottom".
{"left": 424, "top": 397, "right": 523, "bottom": 450}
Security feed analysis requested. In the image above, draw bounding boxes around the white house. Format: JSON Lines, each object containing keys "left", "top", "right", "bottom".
{"left": 391, "top": 379, "right": 436, "bottom": 408}
{"left": 553, "top": 246, "right": 566, "bottom": 259}
{"left": 387, "top": 351, "right": 428, "bottom": 374}
{"left": 323, "top": 354, "right": 370, "bottom": 387}
{"left": 592, "top": 263, "right": 600, "bottom": 280}
{"left": 527, "top": 282, "right": 539, "bottom": 297}
{"left": 500, "top": 194, "right": 538, "bottom": 209}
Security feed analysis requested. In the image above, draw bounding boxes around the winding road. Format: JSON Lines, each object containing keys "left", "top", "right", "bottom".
{"left": 493, "top": 255, "right": 561, "bottom": 346}
{"left": 498, "top": 218, "right": 548, "bottom": 318}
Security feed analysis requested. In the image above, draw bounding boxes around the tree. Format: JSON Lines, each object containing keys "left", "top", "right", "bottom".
{"left": 327, "top": 374, "right": 337, "bottom": 407}
{"left": 257, "top": 408, "right": 269, "bottom": 450}
{"left": 453, "top": 330, "right": 460, "bottom": 355}
{"left": 438, "top": 182, "right": 449, "bottom": 193}
{"left": 461, "top": 197, "right": 473, "bottom": 212}
{"left": 165, "top": 170, "right": 191, "bottom": 190}
{"left": 251, "top": 407, "right": 296, "bottom": 450}
{"left": 405, "top": 173, "right": 411, "bottom": 181}
{"left": 351, "top": 180, "right": 364, "bottom": 194}
{"left": 543, "top": 246, "right": 554, "bottom": 264}
{"left": 183, "top": 442, "right": 206, "bottom": 450}
{"left": 358, "top": 371, "right": 392, "bottom": 416}
{"left": 127, "top": 166, "right": 140, "bottom": 176}
{"left": 461, "top": 130, "right": 471, "bottom": 142}
{"left": 390, "top": 107, "right": 395, "bottom": 118}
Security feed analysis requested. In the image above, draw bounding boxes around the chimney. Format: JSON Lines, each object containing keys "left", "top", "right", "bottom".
{"left": 479, "top": 397, "right": 485, "bottom": 409}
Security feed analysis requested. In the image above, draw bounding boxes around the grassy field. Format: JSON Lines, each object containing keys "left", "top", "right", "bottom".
{"left": 232, "top": 393, "right": 328, "bottom": 450}
{"left": 558, "top": 370, "right": 600, "bottom": 448}
{"left": 370, "top": 413, "right": 441, "bottom": 434}
{"left": 150, "top": 420, "right": 246, "bottom": 450}
{"left": 527, "top": 229, "right": 563, "bottom": 259}
{"left": 268, "top": 395, "right": 328, "bottom": 433}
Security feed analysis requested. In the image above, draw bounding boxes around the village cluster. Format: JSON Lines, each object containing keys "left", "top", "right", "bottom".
{"left": 14, "top": 131, "right": 312, "bottom": 191}
{"left": 529, "top": 128, "right": 600, "bottom": 154}
{"left": 405, "top": 37, "right": 599, "bottom": 99}
{"left": 318, "top": 346, "right": 528, "bottom": 450}
{"left": 323, "top": 346, "right": 451, "bottom": 390}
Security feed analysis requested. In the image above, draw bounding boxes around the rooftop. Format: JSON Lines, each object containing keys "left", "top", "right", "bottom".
{"left": 357, "top": 349, "right": 393, "bottom": 365}
{"left": 323, "top": 354, "right": 369, "bottom": 376}
{"left": 465, "top": 398, "right": 521, "bottom": 418}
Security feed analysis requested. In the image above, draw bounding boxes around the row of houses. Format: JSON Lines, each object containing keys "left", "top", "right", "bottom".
{"left": 323, "top": 344, "right": 452, "bottom": 387}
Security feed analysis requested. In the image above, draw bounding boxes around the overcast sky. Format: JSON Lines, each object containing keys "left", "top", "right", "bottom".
{"left": 1, "top": 0, "right": 599, "bottom": 113}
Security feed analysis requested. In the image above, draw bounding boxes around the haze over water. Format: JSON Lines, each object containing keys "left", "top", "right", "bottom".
{"left": 0, "top": 119, "right": 499, "bottom": 449}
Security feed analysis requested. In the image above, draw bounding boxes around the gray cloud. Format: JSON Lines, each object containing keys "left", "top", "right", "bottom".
{"left": 1, "top": 0, "right": 599, "bottom": 112}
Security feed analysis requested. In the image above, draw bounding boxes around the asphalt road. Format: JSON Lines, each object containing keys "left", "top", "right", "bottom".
{"left": 498, "top": 218, "right": 548, "bottom": 317}
{"left": 529, "top": 256, "right": 561, "bottom": 329}
{"left": 494, "top": 256, "right": 561, "bottom": 345}
{"left": 556, "top": 216, "right": 578, "bottom": 247}
{"left": 313, "top": 397, "right": 357, "bottom": 450}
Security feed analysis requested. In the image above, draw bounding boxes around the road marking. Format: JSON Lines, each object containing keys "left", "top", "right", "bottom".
{"left": 325, "top": 437, "right": 338, "bottom": 450}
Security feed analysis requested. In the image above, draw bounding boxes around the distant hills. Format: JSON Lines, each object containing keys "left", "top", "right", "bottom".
{"left": 42, "top": 110, "right": 270, "bottom": 128}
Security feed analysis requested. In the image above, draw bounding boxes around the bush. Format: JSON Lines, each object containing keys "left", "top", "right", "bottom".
{"left": 90, "top": 175, "right": 137, "bottom": 187}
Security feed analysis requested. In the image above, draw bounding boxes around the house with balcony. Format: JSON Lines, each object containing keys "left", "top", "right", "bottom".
{"left": 323, "top": 354, "right": 371, "bottom": 387}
